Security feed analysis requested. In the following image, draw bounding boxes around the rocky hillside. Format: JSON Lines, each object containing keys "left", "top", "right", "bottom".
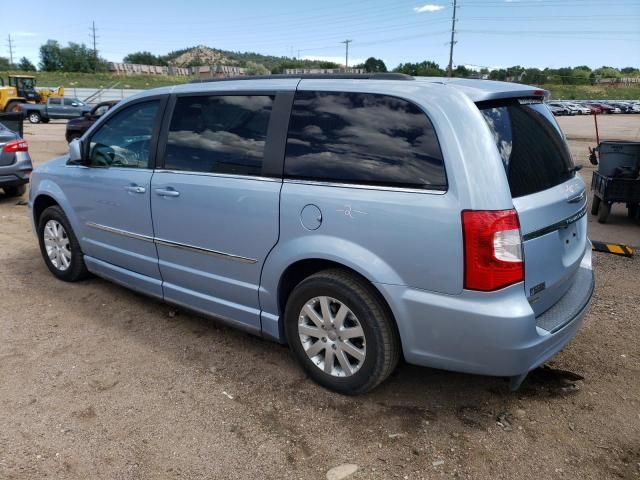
{"left": 167, "top": 46, "right": 233, "bottom": 67}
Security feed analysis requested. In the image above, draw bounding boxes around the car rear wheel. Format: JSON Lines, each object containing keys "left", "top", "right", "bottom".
{"left": 28, "top": 112, "right": 42, "bottom": 124}
{"left": 284, "top": 269, "right": 400, "bottom": 395}
{"left": 3, "top": 184, "right": 26, "bottom": 197}
{"left": 37, "top": 206, "right": 89, "bottom": 282}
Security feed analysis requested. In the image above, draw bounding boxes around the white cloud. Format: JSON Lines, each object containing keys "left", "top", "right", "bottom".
{"left": 414, "top": 4, "right": 445, "bottom": 13}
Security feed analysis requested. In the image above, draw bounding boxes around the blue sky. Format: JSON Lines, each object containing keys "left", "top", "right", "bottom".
{"left": 5, "top": 0, "right": 640, "bottom": 70}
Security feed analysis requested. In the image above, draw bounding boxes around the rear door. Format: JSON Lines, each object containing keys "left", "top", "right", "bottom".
{"left": 151, "top": 91, "right": 292, "bottom": 332}
{"left": 479, "top": 100, "right": 588, "bottom": 316}
{"left": 47, "top": 98, "right": 65, "bottom": 118}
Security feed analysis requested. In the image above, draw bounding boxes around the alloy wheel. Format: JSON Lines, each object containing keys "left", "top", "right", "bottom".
{"left": 298, "top": 296, "right": 366, "bottom": 377}
{"left": 43, "top": 220, "right": 72, "bottom": 271}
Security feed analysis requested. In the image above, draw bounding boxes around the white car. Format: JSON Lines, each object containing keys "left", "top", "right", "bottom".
{"left": 562, "top": 103, "right": 591, "bottom": 115}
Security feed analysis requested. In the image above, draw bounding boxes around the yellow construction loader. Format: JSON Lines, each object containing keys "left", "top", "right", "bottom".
{"left": 0, "top": 75, "right": 64, "bottom": 112}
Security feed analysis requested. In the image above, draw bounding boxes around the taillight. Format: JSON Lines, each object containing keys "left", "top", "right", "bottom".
{"left": 2, "top": 139, "right": 28, "bottom": 153}
{"left": 461, "top": 209, "right": 524, "bottom": 291}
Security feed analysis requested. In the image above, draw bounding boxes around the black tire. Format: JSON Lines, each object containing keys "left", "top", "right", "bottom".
{"left": 628, "top": 204, "right": 638, "bottom": 219}
{"left": 598, "top": 201, "right": 610, "bottom": 224}
{"left": 37, "top": 205, "right": 89, "bottom": 282}
{"left": 41, "top": 118, "right": 50, "bottom": 124}
{"left": 5, "top": 101, "right": 21, "bottom": 113}
{"left": 591, "top": 196, "right": 601, "bottom": 216}
{"left": 27, "top": 111, "right": 41, "bottom": 124}
{"left": 284, "top": 269, "right": 400, "bottom": 395}
{"left": 3, "top": 184, "right": 26, "bottom": 197}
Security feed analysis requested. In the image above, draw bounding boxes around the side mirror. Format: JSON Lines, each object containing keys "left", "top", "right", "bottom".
{"left": 68, "top": 138, "right": 87, "bottom": 165}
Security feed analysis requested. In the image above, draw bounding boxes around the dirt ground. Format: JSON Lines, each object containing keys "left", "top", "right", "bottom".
{"left": 0, "top": 116, "right": 638, "bottom": 480}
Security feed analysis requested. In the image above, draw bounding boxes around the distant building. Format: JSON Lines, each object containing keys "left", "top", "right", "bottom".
{"left": 191, "top": 65, "right": 248, "bottom": 78}
{"left": 594, "top": 77, "right": 640, "bottom": 86}
{"left": 284, "top": 68, "right": 366, "bottom": 75}
{"left": 108, "top": 62, "right": 190, "bottom": 76}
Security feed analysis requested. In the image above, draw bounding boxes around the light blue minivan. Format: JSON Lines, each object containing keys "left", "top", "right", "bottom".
{"left": 29, "top": 74, "right": 594, "bottom": 394}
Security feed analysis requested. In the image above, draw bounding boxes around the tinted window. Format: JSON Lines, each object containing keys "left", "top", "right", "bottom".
{"left": 479, "top": 101, "right": 574, "bottom": 198}
{"left": 89, "top": 101, "right": 159, "bottom": 168}
{"left": 164, "top": 95, "right": 274, "bottom": 176}
{"left": 49, "top": 98, "right": 61, "bottom": 105}
{"left": 284, "top": 91, "right": 446, "bottom": 190}
{"left": 64, "top": 98, "right": 82, "bottom": 106}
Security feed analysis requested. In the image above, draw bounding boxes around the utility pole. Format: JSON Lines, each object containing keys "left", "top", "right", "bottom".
{"left": 341, "top": 39, "right": 352, "bottom": 70}
{"left": 7, "top": 34, "right": 14, "bottom": 66}
{"left": 447, "top": 0, "right": 457, "bottom": 77}
{"left": 90, "top": 21, "right": 98, "bottom": 72}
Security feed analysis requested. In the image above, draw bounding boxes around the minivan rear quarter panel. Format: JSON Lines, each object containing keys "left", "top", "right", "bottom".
{"left": 259, "top": 80, "right": 520, "bottom": 338}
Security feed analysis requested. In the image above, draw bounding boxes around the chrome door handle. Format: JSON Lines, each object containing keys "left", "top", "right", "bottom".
{"left": 154, "top": 188, "right": 180, "bottom": 197}
{"left": 125, "top": 185, "right": 146, "bottom": 194}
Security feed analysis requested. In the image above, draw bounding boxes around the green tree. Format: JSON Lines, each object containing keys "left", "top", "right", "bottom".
{"left": 123, "top": 51, "right": 168, "bottom": 66}
{"left": 0, "top": 56, "right": 11, "bottom": 70}
{"left": 453, "top": 65, "right": 471, "bottom": 78}
{"left": 244, "top": 61, "right": 270, "bottom": 75}
{"left": 593, "top": 66, "right": 621, "bottom": 78}
{"left": 363, "top": 57, "right": 387, "bottom": 73}
{"left": 394, "top": 61, "right": 444, "bottom": 76}
{"left": 17, "top": 57, "right": 36, "bottom": 71}
{"left": 39, "top": 40, "right": 64, "bottom": 71}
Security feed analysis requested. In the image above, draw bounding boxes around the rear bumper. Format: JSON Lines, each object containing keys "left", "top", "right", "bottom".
{"left": 376, "top": 247, "right": 594, "bottom": 378}
{"left": 0, "top": 155, "right": 32, "bottom": 187}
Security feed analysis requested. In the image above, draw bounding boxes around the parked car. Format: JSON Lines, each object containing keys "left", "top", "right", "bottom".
{"left": 19, "top": 97, "right": 91, "bottom": 124}
{"left": 0, "top": 116, "right": 33, "bottom": 197}
{"left": 29, "top": 75, "right": 594, "bottom": 394}
{"left": 548, "top": 104, "right": 571, "bottom": 116}
{"left": 586, "top": 102, "right": 618, "bottom": 114}
{"left": 607, "top": 101, "right": 635, "bottom": 113}
{"left": 65, "top": 100, "right": 119, "bottom": 143}
{"left": 561, "top": 102, "right": 591, "bottom": 115}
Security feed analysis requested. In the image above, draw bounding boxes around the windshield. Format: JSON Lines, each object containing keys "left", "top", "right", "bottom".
{"left": 478, "top": 100, "right": 575, "bottom": 198}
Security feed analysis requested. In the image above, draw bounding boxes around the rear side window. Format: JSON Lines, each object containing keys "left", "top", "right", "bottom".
{"left": 479, "top": 101, "right": 574, "bottom": 198}
{"left": 164, "top": 95, "right": 274, "bottom": 176}
{"left": 284, "top": 91, "right": 446, "bottom": 190}
{"left": 49, "top": 98, "right": 61, "bottom": 105}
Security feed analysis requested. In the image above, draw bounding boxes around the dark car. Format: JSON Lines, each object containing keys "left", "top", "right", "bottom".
{"left": 65, "top": 100, "right": 119, "bottom": 143}
{"left": 0, "top": 115, "right": 33, "bottom": 197}
{"left": 586, "top": 102, "right": 616, "bottom": 114}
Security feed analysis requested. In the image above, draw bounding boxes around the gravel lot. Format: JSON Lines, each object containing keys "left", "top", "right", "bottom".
{"left": 0, "top": 116, "right": 638, "bottom": 479}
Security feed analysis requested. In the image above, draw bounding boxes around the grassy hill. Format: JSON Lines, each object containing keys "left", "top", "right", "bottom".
{"left": 544, "top": 84, "right": 640, "bottom": 100}
{"left": 1, "top": 70, "right": 189, "bottom": 89}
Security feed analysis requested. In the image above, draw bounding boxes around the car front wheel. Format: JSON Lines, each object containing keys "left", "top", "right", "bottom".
{"left": 284, "top": 269, "right": 400, "bottom": 394}
{"left": 37, "top": 206, "right": 89, "bottom": 281}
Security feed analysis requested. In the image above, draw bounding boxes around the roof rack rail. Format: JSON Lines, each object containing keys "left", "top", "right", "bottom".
{"left": 189, "top": 73, "right": 414, "bottom": 84}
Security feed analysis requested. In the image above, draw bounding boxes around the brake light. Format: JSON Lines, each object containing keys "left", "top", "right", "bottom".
{"left": 2, "top": 139, "right": 28, "bottom": 153}
{"left": 462, "top": 209, "right": 523, "bottom": 291}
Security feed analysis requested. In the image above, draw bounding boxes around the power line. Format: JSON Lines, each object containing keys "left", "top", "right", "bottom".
{"left": 341, "top": 39, "right": 352, "bottom": 68}
{"left": 447, "top": 0, "right": 458, "bottom": 77}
